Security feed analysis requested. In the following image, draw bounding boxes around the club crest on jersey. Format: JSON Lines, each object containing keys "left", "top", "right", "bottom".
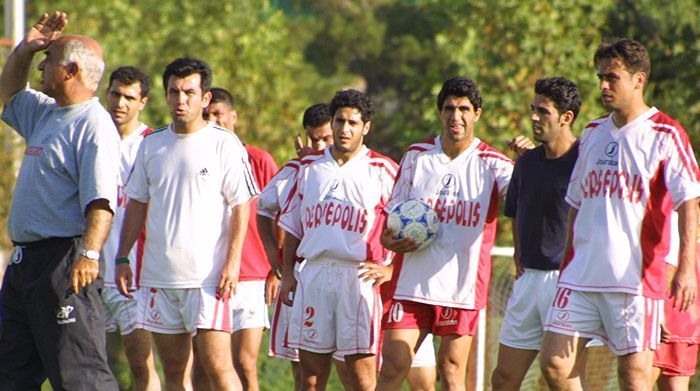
{"left": 56, "top": 305, "right": 76, "bottom": 325}
{"left": 323, "top": 179, "right": 344, "bottom": 201}
{"left": 437, "top": 174, "right": 459, "bottom": 197}
{"left": 596, "top": 142, "right": 619, "bottom": 167}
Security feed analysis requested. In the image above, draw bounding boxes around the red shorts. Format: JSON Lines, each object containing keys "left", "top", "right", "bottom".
{"left": 382, "top": 299, "right": 478, "bottom": 336}
{"left": 654, "top": 341, "right": 699, "bottom": 377}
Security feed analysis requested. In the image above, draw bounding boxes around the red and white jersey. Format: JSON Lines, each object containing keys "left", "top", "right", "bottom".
{"left": 278, "top": 146, "right": 397, "bottom": 263}
{"left": 240, "top": 144, "right": 279, "bottom": 281}
{"left": 258, "top": 159, "right": 300, "bottom": 220}
{"left": 389, "top": 136, "right": 513, "bottom": 309}
{"left": 103, "top": 123, "right": 151, "bottom": 287}
{"left": 561, "top": 108, "right": 700, "bottom": 299}
{"left": 125, "top": 124, "right": 258, "bottom": 288}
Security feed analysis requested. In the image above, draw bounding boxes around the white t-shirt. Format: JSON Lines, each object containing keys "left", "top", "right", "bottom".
{"left": 278, "top": 146, "right": 397, "bottom": 263}
{"left": 561, "top": 108, "right": 700, "bottom": 299}
{"left": 103, "top": 124, "right": 151, "bottom": 287}
{"left": 125, "top": 123, "right": 257, "bottom": 288}
{"left": 388, "top": 136, "right": 513, "bottom": 309}
{"left": 257, "top": 159, "right": 300, "bottom": 219}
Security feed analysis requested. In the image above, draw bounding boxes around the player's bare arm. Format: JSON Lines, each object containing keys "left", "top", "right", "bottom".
{"left": 0, "top": 11, "right": 67, "bottom": 104}
{"left": 380, "top": 226, "right": 418, "bottom": 253}
{"left": 560, "top": 208, "right": 578, "bottom": 272}
{"left": 511, "top": 218, "right": 523, "bottom": 278}
{"left": 115, "top": 199, "right": 148, "bottom": 298}
{"left": 280, "top": 232, "right": 300, "bottom": 306}
{"left": 358, "top": 262, "right": 392, "bottom": 288}
{"left": 218, "top": 200, "right": 249, "bottom": 299}
{"left": 258, "top": 215, "right": 283, "bottom": 304}
{"left": 671, "top": 198, "right": 699, "bottom": 311}
{"left": 70, "top": 199, "right": 112, "bottom": 294}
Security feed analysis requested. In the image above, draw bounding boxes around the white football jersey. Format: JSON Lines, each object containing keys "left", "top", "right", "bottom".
{"left": 103, "top": 123, "right": 150, "bottom": 287}
{"left": 278, "top": 146, "right": 397, "bottom": 263}
{"left": 257, "top": 159, "right": 300, "bottom": 219}
{"left": 388, "top": 136, "right": 513, "bottom": 309}
{"left": 124, "top": 124, "right": 258, "bottom": 288}
{"left": 561, "top": 108, "right": 700, "bottom": 298}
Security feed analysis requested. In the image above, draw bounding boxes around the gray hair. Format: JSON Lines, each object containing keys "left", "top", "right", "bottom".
{"left": 60, "top": 39, "right": 105, "bottom": 92}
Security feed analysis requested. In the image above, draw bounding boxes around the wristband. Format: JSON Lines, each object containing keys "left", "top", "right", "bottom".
{"left": 115, "top": 257, "right": 130, "bottom": 265}
{"left": 273, "top": 264, "right": 283, "bottom": 279}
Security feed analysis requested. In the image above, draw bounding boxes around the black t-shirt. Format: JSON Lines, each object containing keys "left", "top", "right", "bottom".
{"left": 504, "top": 141, "right": 579, "bottom": 270}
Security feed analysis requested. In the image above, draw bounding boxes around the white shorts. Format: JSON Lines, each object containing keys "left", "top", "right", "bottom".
{"left": 287, "top": 258, "right": 381, "bottom": 355}
{"left": 499, "top": 269, "right": 558, "bottom": 350}
{"left": 231, "top": 280, "right": 270, "bottom": 331}
{"left": 136, "top": 286, "right": 234, "bottom": 335}
{"left": 101, "top": 286, "right": 144, "bottom": 335}
{"left": 412, "top": 333, "right": 436, "bottom": 368}
{"left": 269, "top": 261, "right": 344, "bottom": 362}
{"left": 543, "top": 288, "right": 663, "bottom": 355}
{"left": 269, "top": 289, "right": 299, "bottom": 362}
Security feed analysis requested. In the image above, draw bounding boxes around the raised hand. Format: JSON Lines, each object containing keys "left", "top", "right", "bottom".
{"left": 24, "top": 11, "right": 68, "bottom": 53}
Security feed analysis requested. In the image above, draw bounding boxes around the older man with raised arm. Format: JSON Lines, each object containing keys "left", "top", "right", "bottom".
{"left": 0, "top": 11, "right": 119, "bottom": 390}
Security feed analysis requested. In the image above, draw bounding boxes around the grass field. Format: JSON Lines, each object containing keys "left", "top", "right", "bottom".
{"left": 38, "top": 256, "right": 700, "bottom": 389}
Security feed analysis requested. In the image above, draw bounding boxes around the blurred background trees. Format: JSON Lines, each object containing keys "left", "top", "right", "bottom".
{"left": 0, "top": 0, "right": 697, "bottom": 248}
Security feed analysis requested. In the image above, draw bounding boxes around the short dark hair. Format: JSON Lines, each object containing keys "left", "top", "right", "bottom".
{"left": 108, "top": 66, "right": 150, "bottom": 98}
{"left": 302, "top": 103, "right": 331, "bottom": 128}
{"left": 437, "top": 77, "right": 482, "bottom": 111}
{"left": 594, "top": 38, "right": 651, "bottom": 82}
{"left": 209, "top": 87, "right": 235, "bottom": 108}
{"left": 534, "top": 77, "right": 581, "bottom": 123}
{"left": 162, "top": 57, "right": 212, "bottom": 93}
{"left": 329, "top": 89, "right": 374, "bottom": 123}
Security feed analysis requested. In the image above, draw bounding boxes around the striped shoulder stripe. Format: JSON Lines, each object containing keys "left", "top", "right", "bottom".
{"left": 476, "top": 142, "right": 513, "bottom": 164}
{"left": 368, "top": 150, "right": 399, "bottom": 178}
{"left": 407, "top": 137, "right": 437, "bottom": 153}
{"left": 649, "top": 112, "right": 700, "bottom": 180}
{"left": 584, "top": 113, "right": 610, "bottom": 130}
{"left": 299, "top": 151, "right": 325, "bottom": 166}
{"left": 144, "top": 125, "right": 168, "bottom": 137}
{"left": 282, "top": 158, "right": 301, "bottom": 170}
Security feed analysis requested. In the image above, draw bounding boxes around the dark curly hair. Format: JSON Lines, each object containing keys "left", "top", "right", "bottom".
{"left": 109, "top": 66, "right": 150, "bottom": 98}
{"left": 162, "top": 57, "right": 212, "bottom": 93}
{"left": 329, "top": 89, "right": 374, "bottom": 123}
{"left": 534, "top": 77, "right": 581, "bottom": 123}
{"left": 594, "top": 38, "right": 650, "bottom": 84}
{"left": 303, "top": 103, "right": 331, "bottom": 128}
{"left": 437, "top": 77, "right": 482, "bottom": 111}
{"left": 209, "top": 87, "right": 234, "bottom": 108}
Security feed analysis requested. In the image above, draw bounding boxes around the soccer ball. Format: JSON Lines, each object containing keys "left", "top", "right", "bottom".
{"left": 387, "top": 199, "right": 440, "bottom": 250}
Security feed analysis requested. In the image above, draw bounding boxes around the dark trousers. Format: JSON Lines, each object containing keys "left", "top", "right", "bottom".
{"left": 0, "top": 237, "right": 118, "bottom": 391}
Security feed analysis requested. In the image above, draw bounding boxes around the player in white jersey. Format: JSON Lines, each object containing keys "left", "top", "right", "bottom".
{"left": 279, "top": 90, "right": 398, "bottom": 391}
{"left": 541, "top": 38, "right": 700, "bottom": 390}
{"left": 258, "top": 104, "right": 332, "bottom": 390}
{"left": 377, "top": 77, "right": 513, "bottom": 390}
{"left": 116, "top": 58, "right": 257, "bottom": 390}
{"left": 100, "top": 66, "right": 160, "bottom": 391}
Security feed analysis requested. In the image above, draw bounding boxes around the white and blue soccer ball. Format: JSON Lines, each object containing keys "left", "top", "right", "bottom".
{"left": 387, "top": 199, "right": 440, "bottom": 250}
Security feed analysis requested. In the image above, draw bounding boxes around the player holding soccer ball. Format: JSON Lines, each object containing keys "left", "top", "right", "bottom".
{"left": 279, "top": 89, "right": 398, "bottom": 390}
{"left": 377, "top": 77, "right": 513, "bottom": 390}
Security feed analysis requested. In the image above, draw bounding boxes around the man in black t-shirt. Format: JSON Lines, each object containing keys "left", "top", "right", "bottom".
{"left": 491, "top": 77, "right": 581, "bottom": 391}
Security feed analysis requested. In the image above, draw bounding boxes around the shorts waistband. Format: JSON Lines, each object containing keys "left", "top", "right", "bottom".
{"left": 12, "top": 236, "right": 80, "bottom": 248}
{"left": 306, "top": 256, "right": 362, "bottom": 266}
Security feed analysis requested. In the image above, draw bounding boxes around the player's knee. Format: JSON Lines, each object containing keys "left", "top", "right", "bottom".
{"left": 437, "top": 361, "right": 463, "bottom": 390}
{"left": 491, "top": 365, "right": 520, "bottom": 390}
{"left": 379, "top": 353, "right": 412, "bottom": 380}
{"left": 540, "top": 354, "right": 572, "bottom": 386}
